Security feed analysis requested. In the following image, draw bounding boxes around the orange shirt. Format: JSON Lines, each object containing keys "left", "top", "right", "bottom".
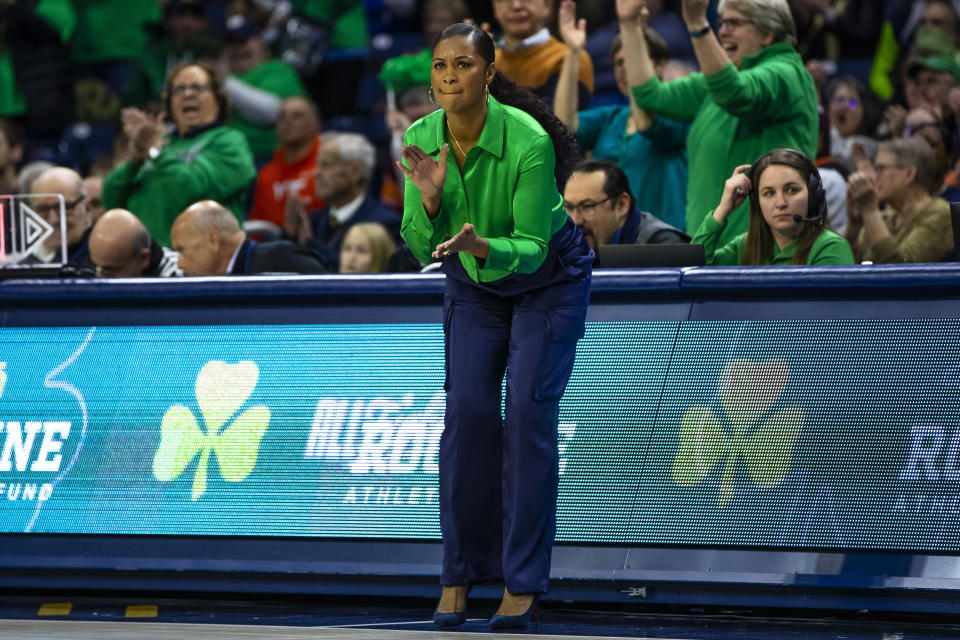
{"left": 495, "top": 36, "right": 594, "bottom": 93}
{"left": 249, "top": 136, "right": 325, "bottom": 227}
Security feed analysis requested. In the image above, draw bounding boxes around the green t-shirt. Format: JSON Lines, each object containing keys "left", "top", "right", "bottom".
{"left": 0, "top": 0, "right": 75, "bottom": 116}
{"left": 70, "top": 0, "right": 161, "bottom": 63}
{"left": 227, "top": 60, "right": 308, "bottom": 158}
{"left": 102, "top": 126, "right": 256, "bottom": 248}
{"left": 692, "top": 213, "right": 855, "bottom": 265}
{"left": 401, "top": 96, "right": 567, "bottom": 282}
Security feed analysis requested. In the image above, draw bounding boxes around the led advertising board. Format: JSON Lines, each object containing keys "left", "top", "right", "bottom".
{"left": 1, "top": 320, "right": 957, "bottom": 551}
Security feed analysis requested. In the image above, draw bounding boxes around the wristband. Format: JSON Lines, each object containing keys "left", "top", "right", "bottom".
{"left": 689, "top": 24, "right": 711, "bottom": 38}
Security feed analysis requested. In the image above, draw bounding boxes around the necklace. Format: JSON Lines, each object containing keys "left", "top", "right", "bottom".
{"left": 447, "top": 122, "right": 466, "bottom": 158}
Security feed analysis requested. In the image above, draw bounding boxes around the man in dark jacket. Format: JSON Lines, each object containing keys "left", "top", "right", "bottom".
{"left": 563, "top": 159, "right": 688, "bottom": 251}
{"left": 286, "top": 131, "right": 400, "bottom": 269}
{"left": 171, "top": 200, "right": 328, "bottom": 276}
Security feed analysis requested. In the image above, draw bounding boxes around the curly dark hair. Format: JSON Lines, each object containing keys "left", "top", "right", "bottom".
{"left": 434, "top": 23, "right": 582, "bottom": 187}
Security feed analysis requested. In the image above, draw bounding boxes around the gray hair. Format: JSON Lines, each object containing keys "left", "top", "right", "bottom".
{"left": 322, "top": 131, "right": 376, "bottom": 183}
{"left": 879, "top": 137, "right": 938, "bottom": 194}
{"left": 717, "top": 0, "right": 797, "bottom": 46}
{"left": 191, "top": 201, "right": 241, "bottom": 235}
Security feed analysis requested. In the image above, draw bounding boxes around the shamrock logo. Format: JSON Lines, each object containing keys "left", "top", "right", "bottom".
{"left": 153, "top": 361, "right": 270, "bottom": 500}
{"left": 672, "top": 359, "right": 803, "bottom": 506}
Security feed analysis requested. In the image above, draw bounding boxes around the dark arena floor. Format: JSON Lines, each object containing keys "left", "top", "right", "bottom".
{"left": 0, "top": 595, "right": 959, "bottom": 639}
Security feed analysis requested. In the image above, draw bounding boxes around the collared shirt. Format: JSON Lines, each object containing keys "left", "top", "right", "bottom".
{"left": 330, "top": 192, "right": 366, "bottom": 226}
{"left": 225, "top": 237, "right": 246, "bottom": 274}
{"left": 500, "top": 26, "right": 550, "bottom": 51}
{"left": 400, "top": 95, "right": 566, "bottom": 283}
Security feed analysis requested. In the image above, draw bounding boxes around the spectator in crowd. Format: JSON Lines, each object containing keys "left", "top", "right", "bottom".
{"left": 249, "top": 97, "right": 325, "bottom": 230}
{"left": 424, "top": 0, "right": 472, "bottom": 45}
{"left": 846, "top": 136, "right": 955, "bottom": 263}
{"left": 102, "top": 62, "right": 256, "bottom": 248}
{"left": 492, "top": 0, "right": 595, "bottom": 106}
{"left": 905, "top": 55, "right": 960, "bottom": 120}
{"left": 88, "top": 208, "right": 179, "bottom": 277}
{"left": 287, "top": 132, "right": 400, "bottom": 269}
{"left": 127, "top": 0, "right": 221, "bottom": 109}
{"left": 564, "top": 159, "right": 689, "bottom": 252}
{"left": 617, "top": 0, "right": 819, "bottom": 246}
{"left": 818, "top": 165, "right": 849, "bottom": 236}
{"left": 791, "top": 0, "right": 883, "bottom": 62}
{"left": 281, "top": 0, "right": 371, "bottom": 121}
{"left": 825, "top": 76, "right": 880, "bottom": 167}
{"left": 29, "top": 167, "right": 94, "bottom": 267}
{"left": 83, "top": 175, "right": 105, "bottom": 222}
{"left": 340, "top": 223, "right": 397, "bottom": 273}
{"left": 0, "top": 0, "right": 75, "bottom": 148}
{"left": 171, "top": 200, "right": 328, "bottom": 276}
{"left": 222, "top": 13, "right": 309, "bottom": 162}
{"left": 70, "top": 0, "right": 162, "bottom": 137}
{"left": 0, "top": 120, "right": 24, "bottom": 196}
{"left": 18, "top": 161, "right": 54, "bottom": 195}
{"left": 904, "top": 107, "right": 960, "bottom": 202}
{"left": 555, "top": 1, "right": 688, "bottom": 231}
{"left": 693, "top": 149, "right": 854, "bottom": 265}
{"left": 871, "top": 0, "right": 960, "bottom": 101}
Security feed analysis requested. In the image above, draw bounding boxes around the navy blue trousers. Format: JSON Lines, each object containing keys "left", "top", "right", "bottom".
{"left": 439, "top": 220, "right": 592, "bottom": 594}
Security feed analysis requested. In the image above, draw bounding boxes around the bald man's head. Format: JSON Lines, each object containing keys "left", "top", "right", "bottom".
{"left": 170, "top": 200, "right": 245, "bottom": 276}
{"left": 31, "top": 167, "right": 91, "bottom": 249}
{"left": 89, "top": 209, "right": 152, "bottom": 277}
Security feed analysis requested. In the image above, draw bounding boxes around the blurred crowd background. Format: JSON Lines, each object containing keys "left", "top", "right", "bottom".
{"left": 0, "top": 0, "right": 957, "bottom": 277}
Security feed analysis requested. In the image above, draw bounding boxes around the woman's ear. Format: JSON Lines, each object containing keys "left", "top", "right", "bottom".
{"left": 486, "top": 63, "right": 496, "bottom": 86}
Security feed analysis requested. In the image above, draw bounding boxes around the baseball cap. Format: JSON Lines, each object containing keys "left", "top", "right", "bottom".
{"left": 907, "top": 55, "right": 960, "bottom": 83}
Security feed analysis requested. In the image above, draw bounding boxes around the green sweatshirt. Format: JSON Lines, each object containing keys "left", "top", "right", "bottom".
{"left": 631, "top": 41, "right": 819, "bottom": 246}
{"left": 692, "top": 213, "right": 855, "bottom": 265}
{"left": 102, "top": 126, "right": 256, "bottom": 248}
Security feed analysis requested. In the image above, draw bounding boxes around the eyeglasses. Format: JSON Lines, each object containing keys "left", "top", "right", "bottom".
{"left": 830, "top": 95, "right": 860, "bottom": 109}
{"left": 717, "top": 17, "right": 753, "bottom": 30}
{"left": 31, "top": 196, "right": 86, "bottom": 219}
{"left": 171, "top": 83, "right": 211, "bottom": 97}
{"left": 563, "top": 195, "right": 616, "bottom": 216}
{"left": 905, "top": 122, "right": 940, "bottom": 136}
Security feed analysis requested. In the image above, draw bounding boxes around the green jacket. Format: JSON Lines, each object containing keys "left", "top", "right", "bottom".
{"left": 400, "top": 96, "right": 566, "bottom": 282}
{"left": 103, "top": 126, "right": 256, "bottom": 248}
{"left": 632, "top": 41, "right": 819, "bottom": 246}
{"left": 692, "top": 214, "right": 855, "bottom": 265}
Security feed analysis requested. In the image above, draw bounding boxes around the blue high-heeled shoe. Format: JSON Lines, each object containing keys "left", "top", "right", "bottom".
{"left": 489, "top": 593, "right": 539, "bottom": 630}
{"left": 433, "top": 585, "right": 469, "bottom": 628}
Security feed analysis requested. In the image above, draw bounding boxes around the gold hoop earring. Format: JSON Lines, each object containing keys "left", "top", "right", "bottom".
{"left": 429, "top": 87, "right": 437, "bottom": 105}
{"left": 484, "top": 83, "right": 490, "bottom": 103}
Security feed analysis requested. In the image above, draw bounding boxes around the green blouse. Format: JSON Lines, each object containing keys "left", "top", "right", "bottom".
{"left": 692, "top": 213, "right": 855, "bottom": 265}
{"left": 400, "top": 96, "right": 567, "bottom": 283}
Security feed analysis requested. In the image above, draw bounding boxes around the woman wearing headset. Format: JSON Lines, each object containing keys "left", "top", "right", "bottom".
{"left": 692, "top": 148, "right": 855, "bottom": 265}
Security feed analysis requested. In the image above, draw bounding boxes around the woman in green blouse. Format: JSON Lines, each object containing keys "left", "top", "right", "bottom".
{"left": 692, "top": 148, "right": 855, "bottom": 265}
{"left": 398, "top": 22, "right": 592, "bottom": 632}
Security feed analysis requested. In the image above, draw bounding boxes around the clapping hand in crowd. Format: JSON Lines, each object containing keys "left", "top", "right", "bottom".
{"left": 284, "top": 194, "right": 313, "bottom": 245}
{"left": 883, "top": 104, "right": 907, "bottom": 138}
{"left": 680, "top": 0, "right": 709, "bottom": 28}
{"left": 558, "top": 0, "right": 587, "bottom": 51}
{"left": 846, "top": 142, "right": 878, "bottom": 223}
{"left": 121, "top": 108, "right": 167, "bottom": 162}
